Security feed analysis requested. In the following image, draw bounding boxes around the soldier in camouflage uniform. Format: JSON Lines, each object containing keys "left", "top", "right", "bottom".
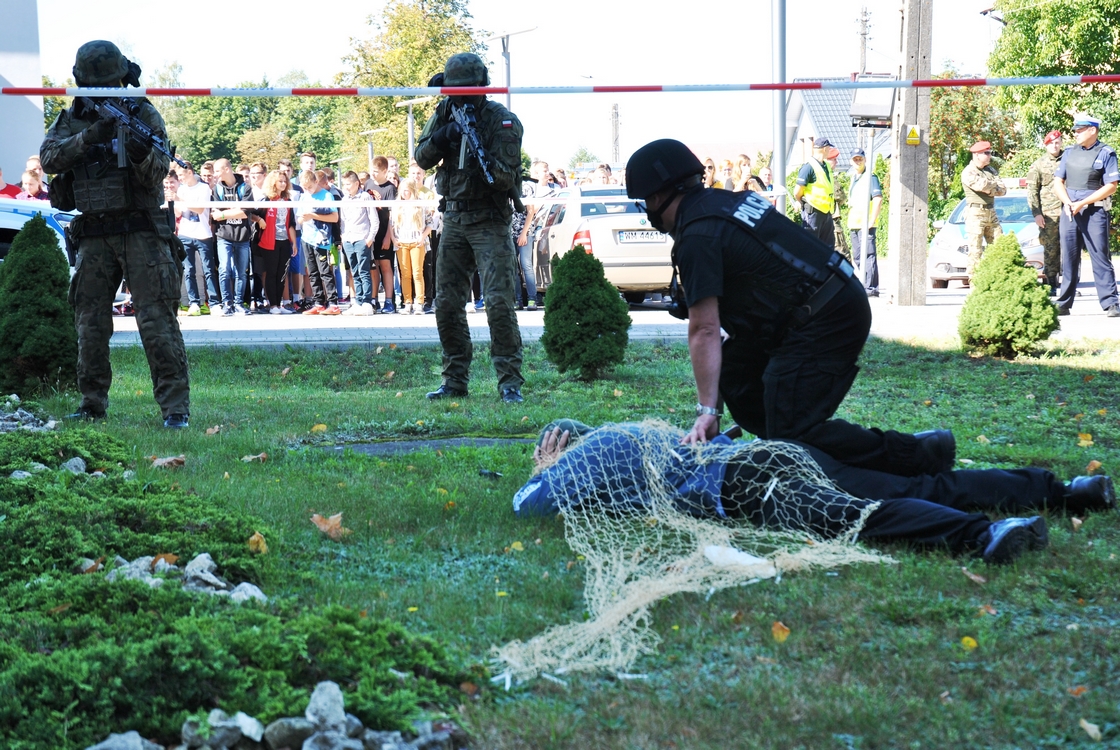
{"left": 1026, "top": 130, "right": 1066, "bottom": 293}
{"left": 40, "top": 41, "right": 190, "bottom": 428}
{"left": 960, "top": 140, "right": 1007, "bottom": 274}
{"left": 415, "top": 53, "right": 526, "bottom": 403}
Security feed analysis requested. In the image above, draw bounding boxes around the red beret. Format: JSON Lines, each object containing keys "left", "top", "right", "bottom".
{"left": 1043, "top": 130, "right": 1063, "bottom": 145}
{"left": 969, "top": 141, "right": 992, "bottom": 153}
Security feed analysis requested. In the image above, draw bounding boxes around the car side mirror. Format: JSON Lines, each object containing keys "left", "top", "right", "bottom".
{"left": 932, "top": 220, "right": 946, "bottom": 229}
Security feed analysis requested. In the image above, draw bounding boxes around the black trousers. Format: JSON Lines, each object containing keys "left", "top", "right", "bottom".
{"left": 721, "top": 278, "right": 932, "bottom": 476}
{"left": 257, "top": 241, "right": 291, "bottom": 307}
{"left": 801, "top": 206, "right": 835, "bottom": 248}
{"left": 306, "top": 244, "right": 337, "bottom": 306}
{"left": 424, "top": 230, "right": 440, "bottom": 305}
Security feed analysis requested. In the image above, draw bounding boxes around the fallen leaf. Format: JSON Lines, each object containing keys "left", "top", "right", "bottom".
{"left": 496, "top": 591, "right": 508, "bottom": 597}
{"left": 460, "top": 681, "right": 480, "bottom": 697}
{"left": 667, "top": 407, "right": 676, "bottom": 413}
{"left": 376, "top": 346, "right": 383, "bottom": 354}
{"left": 976, "top": 435, "right": 990, "bottom": 444}
{"left": 206, "top": 425, "right": 221, "bottom": 435}
{"left": 1086, "top": 460, "right": 1102, "bottom": 474}
{"left": 961, "top": 636, "right": 978, "bottom": 650}
{"left": 521, "top": 416, "right": 529, "bottom": 422}
{"left": 731, "top": 610, "right": 744, "bottom": 625}
{"left": 756, "top": 656, "right": 777, "bottom": 664}
{"left": 248, "top": 531, "right": 268, "bottom": 554}
{"left": 541, "top": 571, "right": 549, "bottom": 579}
{"left": 407, "top": 606, "right": 418, "bottom": 612}
{"left": 385, "top": 371, "right": 395, "bottom": 380}
{"left": 311, "top": 424, "right": 328, "bottom": 433}
{"left": 390, "top": 343, "right": 398, "bottom": 350}
{"left": 771, "top": 621, "right": 791, "bottom": 643}
{"left": 223, "top": 472, "right": 230, "bottom": 480}
{"left": 450, "top": 402, "right": 459, "bottom": 408}
{"left": 613, "top": 388, "right": 623, "bottom": 397}
{"left": 1097, "top": 408, "right": 1107, "bottom": 416}
{"left": 671, "top": 625, "right": 680, "bottom": 631}
{"left": 443, "top": 501, "right": 456, "bottom": 511}
{"left": 281, "top": 367, "right": 291, "bottom": 376}
{"left": 152, "top": 455, "right": 186, "bottom": 469}
{"left": 1080, "top": 718, "right": 1102, "bottom": 741}
{"left": 1084, "top": 375, "right": 1096, "bottom": 383}
{"left": 240, "top": 452, "right": 267, "bottom": 463}
{"left": 1025, "top": 393, "right": 1035, "bottom": 400}
{"left": 311, "top": 512, "right": 353, "bottom": 541}
{"left": 1068, "top": 686, "right": 1089, "bottom": 697}
{"left": 958, "top": 458, "right": 975, "bottom": 465}
{"left": 510, "top": 541, "right": 525, "bottom": 552}
{"left": 436, "top": 487, "right": 449, "bottom": 495}
{"left": 82, "top": 556, "right": 105, "bottom": 574}
{"left": 535, "top": 538, "right": 542, "bottom": 545}
{"left": 1072, "top": 517, "right": 1084, "bottom": 532}
{"left": 1074, "top": 413, "right": 1085, "bottom": 420}
{"left": 978, "top": 604, "right": 998, "bottom": 616}
{"left": 151, "top": 553, "right": 179, "bottom": 570}
{"left": 395, "top": 391, "right": 403, "bottom": 398}
{"left": 49, "top": 602, "right": 73, "bottom": 614}
{"left": 939, "top": 690, "right": 952, "bottom": 704}
{"left": 566, "top": 560, "right": 576, "bottom": 570}
{"left": 1068, "top": 623, "right": 1080, "bottom": 630}
{"left": 416, "top": 420, "right": 425, "bottom": 426}
{"left": 961, "top": 567, "right": 987, "bottom": 584}
{"left": 1078, "top": 433, "right": 1094, "bottom": 448}
{"left": 923, "top": 400, "right": 933, "bottom": 406}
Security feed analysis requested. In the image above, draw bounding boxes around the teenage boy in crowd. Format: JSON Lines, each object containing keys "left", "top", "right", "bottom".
{"left": 298, "top": 169, "right": 340, "bottom": 315}
{"left": 173, "top": 161, "right": 221, "bottom": 315}
{"left": 210, "top": 158, "right": 258, "bottom": 316}
{"left": 339, "top": 170, "right": 379, "bottom": 315}
{"left": 366, "top": 156, "right": 398, "bottom": 313}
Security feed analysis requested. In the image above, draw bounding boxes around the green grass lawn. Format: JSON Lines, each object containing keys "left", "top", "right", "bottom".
{"left": 38, "top": 336, "right": 1120, "bottom": 749}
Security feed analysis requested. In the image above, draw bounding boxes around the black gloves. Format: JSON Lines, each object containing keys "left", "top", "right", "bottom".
{"left": 84, "top": 116, "right": 115, "bottom": 144}
{"left": 430, "top": 121, "right": 462, "bottom": 155}
{"left": 125, "top": 134, "right": 149, "bottom": 162}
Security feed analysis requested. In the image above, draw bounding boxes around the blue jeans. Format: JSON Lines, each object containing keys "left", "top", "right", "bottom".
{"left": 518, "top": 238, "right": 536, "bottom": 305}
{"left": 180, "top": 236, "right": 219, "bottom": 306}
{"left": 343, "top": 240, "right": 373, "bottom": 305}
{"left": 216, "top": 237, "right": 250, "bottom": 307}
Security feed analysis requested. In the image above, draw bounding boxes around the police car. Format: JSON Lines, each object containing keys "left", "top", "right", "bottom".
{"left": 0, "top": 197, "right": 77, "bottom": 271}
{"left": 927, "top": 188, "right": 1045, "bottom": 288}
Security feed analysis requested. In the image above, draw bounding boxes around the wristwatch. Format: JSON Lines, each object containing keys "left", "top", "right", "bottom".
{"left": 695, "top": 403, "right": 721, "bottom": 417}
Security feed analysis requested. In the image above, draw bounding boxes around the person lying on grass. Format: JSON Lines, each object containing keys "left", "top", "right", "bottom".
{"left": 513, "top": 420, "right": 1115, "bottom": 565}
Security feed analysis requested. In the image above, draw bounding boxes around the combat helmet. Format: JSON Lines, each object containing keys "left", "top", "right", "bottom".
{"left": 626, "top": 139, "right": 704, "bottom": 200}
{"left": 443, "top": 53, "right": 489, "bottom": 87}
{"left": 73, "top": 40, "right": 130, "bottom": 87}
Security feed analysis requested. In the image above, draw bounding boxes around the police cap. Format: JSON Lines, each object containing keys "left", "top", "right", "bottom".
{"left": 1073, "top": 113, "right": 1101, "bottom": 129}
{"left": 73, "top": 40, "right": 129, "bottom": 87}
{"left": 813, "top": 137, "right": 833, "bottom": 148}
{"left": 625, "top": 139, "right": 704, "bottom": 200}
{"left": 443, "top": 53, "right": 489, "bottom": 87}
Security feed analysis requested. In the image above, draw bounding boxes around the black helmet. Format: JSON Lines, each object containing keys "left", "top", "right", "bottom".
{"left": 443, "top": 53, "right": 489, "bottom": 87}
{"left": 625, "top": 139, "right": 704, "bottom": 199}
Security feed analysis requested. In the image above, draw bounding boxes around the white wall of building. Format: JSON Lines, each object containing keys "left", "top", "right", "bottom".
{"left": 0, "top": 1, "right": 43, "bottom": 187}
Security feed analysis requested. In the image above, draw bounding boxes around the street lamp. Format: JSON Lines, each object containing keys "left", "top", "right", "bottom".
{"left": 484, "top": 27, "right": 536, "bottom": 110}
{"left": 359, "top": 128, "right": 387, "bottom": 174}
{"left": 394, "top": 97, "right": 435, "bottom": 163}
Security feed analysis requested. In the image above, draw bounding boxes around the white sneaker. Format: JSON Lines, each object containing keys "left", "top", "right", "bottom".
{"left": 279, "top": 305, "right": 295, "bottom": 314}
{"left": 233, "top": 304, "right": 248, "bottom": 316}
{"left": 187, "top": 303, "right": 201, "bottom": 316}
{"left": 270, "top": 306, "right": 282, "bottom": 315}
{"left": 361, "top": 302, "right": 375, "bottom": 315}
{"left": 341, "top": 305, "right": 357, "bottom": 316}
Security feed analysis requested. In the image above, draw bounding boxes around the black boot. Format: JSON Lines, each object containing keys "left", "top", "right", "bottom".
{"left": 426, "top": 384, "right": 468, "bottom": 400}
{"left": 65, "top": 406, "right": 106, "bottom": 422}
{"left": 163, "top": 413, "right": 189, "bottom": 429}
{"left": 979, "top": 516, "right": 1049, "bottom": 564}
{"left": 1064, "top": 475, "right": 1116, "bottom": 513}
{"left": 915, "top": 429, "right": 956, "bottom": 474}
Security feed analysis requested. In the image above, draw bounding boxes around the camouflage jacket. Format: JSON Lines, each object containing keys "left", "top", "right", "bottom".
{"left": 40, "top": 98, "right": 171, "bottom": 222}
{"left": 961, "top": 162, "right": 1006, "bottom": 208}
{"left": 1025, "top": 151, "right": 1063, "bottom": 217}
{"left": 415, "top": 97, "right": 523, "bottom": 222}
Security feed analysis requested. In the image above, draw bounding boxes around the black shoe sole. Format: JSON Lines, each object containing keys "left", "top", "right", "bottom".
{"left": 983, "top": 518, "right": 1048, "bottom": 564}
{"left": 426, "top": 388, "right": 468, "bottom": 400}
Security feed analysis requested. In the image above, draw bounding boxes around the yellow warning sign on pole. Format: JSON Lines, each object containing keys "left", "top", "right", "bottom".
{"left": 905, "top": 125, "right": 921, "bottom": 146}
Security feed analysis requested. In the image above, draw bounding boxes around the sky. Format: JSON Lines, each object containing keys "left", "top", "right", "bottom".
{"left": 37, "top": 0, "right": 1004, "bottom": 170}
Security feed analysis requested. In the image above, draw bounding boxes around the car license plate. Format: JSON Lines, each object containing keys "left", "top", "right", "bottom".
{"left": 618, "top": 230, "right": 666, "bottom": 243}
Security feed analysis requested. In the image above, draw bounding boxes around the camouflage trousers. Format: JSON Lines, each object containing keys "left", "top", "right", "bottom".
{"left": 965, "top": 206, "right": 1003, "bottom": 272}
{"left": 433, "top": 215, "right": 524, "bottom": 393}
{"left": 1038, "top": 213, "right": 1061, "bottom": 285}
{"left": 68, "top": 231, "right": 190, "bottom": 417}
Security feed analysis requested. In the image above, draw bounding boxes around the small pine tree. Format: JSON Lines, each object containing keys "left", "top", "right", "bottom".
{"left": 540, "top": 246, "right": 631, "bottom": 380}
{"left": 0, "top": 215, "right": 77, "bottom": 394}
{"left": 958, "top": 233, "right": 1058, "bottom": 358}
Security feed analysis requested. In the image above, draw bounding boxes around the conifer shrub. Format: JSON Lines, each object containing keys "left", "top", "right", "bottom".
{"left": 0, "top": 429, "right": 466, "bottom": 749}
{"left": 0, "top": 215, "right": 77, "bottom": 396}
{"left": 540, "top": 246, "right": 631, "bottom": 380}
{"left": 958, "top": 233, "right": 1058, "bottom": 358}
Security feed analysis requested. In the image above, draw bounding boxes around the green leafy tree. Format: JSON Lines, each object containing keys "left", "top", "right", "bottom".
{"left": 271, "top": 71, "right": 354, "bottom": 164}
{"left": 0, "top": 216, "right": 77, "bottom": 395}
{"left": 340, "top": 0, "right": 480, "bottom": 168}
{"left": 958, "top": 233, "right": 1057, "bottom": 358}
{"left": 42, "top": 75, "right": 71, "bottom": 132}
{"left": 988, "top": 0, "right": 1120, "bottom": 140}
{"left": 235, "top": 123, "right": 298, "bottom": 173}
{"left": 568, "top": 146, "right": 599, "bottom": 170}
{"left": 541, "top": 248, "right": 631, "bottom": 380}
{"left": 928, "top": 67, "right": 1020, "bottom": 222}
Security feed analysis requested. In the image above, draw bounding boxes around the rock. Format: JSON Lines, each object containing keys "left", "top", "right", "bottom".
{"left": 302, "top": 731, "right": 364, "bottom": 750}
{"left": 230, "top": 582, "right": 268, "bottom": 604}
{"left": 6, "top": 393, "right": 20, "bottom": 405}
{"left": 206, "top": 708, "right": 244, "bottom": 748}
{"left": 360, "top": 730, "right": 406, "bottom": 750}
{"left": 409, "top": 722, "right": 432, "bottom": 740}
{"left": 111, "top": 555, "right": 130, "bottom": 569}
{"left": 84, "top": 730, "right": 163, "bottom": 750}
{"left": 185, "top": 552, "right": 217, "bottom": 576}
{"left": 61, "top": 457, "right": 87, "bottom": 474}
{"left": 154, "top": 558, "right": 179, "bottom": 575}
{"left": 263, "top": 717, "right": 316, "bottom": 750}
{"left": 9, "top": 470, "right": 32, "bottom": 479}
{"left": 233, "top": 739, "right": 264, "bottom": 750}
{"left": 186, "top": 568, "right": 232, "bottom": 591}
{"left": 234, "top": 712, "right": 265, "bottom": 742}
{"left": 345, "top": 714, "right": 364, "bottom": 738}
{"left": 92, "top": 470, "right": 105, "bottom": 478}
{"left": 145, "top": 577, "right": 165, "bottom": 589}
{"left": 106, "top": 557, "right": 155, "bottom": 584}
{"left": 305, "top": 681, "right": 347, "bottom": 732}
{"left": 123, "top": 470, "right": 136, "bottom": 480}
{"left": 409, "top": 732, "right": 452, "bottom": 750}
{"left": 29, "top": 461, "right": 49, "bottom": 473}
{"left": 181, "top": 716, "right": 206, "bottom": 747}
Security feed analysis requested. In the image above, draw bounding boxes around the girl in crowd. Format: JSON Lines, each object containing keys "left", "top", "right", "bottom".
{"left": 256, "top": 171, "right": 298, "bottom": 314}
{"left": 391, "top": 178, "right": 434, "bottom": 315}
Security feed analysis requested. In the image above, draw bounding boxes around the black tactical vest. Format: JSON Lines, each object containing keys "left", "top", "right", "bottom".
{"left": 1062, "top": 141, "right": 1113, "bottom": 192}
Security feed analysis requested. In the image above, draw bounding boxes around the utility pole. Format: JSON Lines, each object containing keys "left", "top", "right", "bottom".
{"left": 772, "top": 0, "right": 787, "bottom": 213}
{"left": 858, "top": 6, "right": 870, "bottom": 75}
{"left": 611, "top": 104, "right": 620, "bottom": 164}
{"left": 887, "top": 0, "right": 932, "bottom": 306}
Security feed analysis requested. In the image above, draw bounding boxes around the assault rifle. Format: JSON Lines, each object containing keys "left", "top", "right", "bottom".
{"left": 448, "top": 103, "right": 526, "bottom": 213}
{"left": 78, "top": 96, "right": 188, "bottom": 169}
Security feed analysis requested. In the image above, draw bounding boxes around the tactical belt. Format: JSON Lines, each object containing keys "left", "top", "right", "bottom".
{"left": 967, "top": 203, "right": 995, "bottom": 209}
{"left": 789, "top": 251, "right": 856, "bottom": 328}
{"left": 77, "top": 212, "right": 154, "bottom": 238}
{"left": 443, "top": 199, "right": 498, "bottom": 212}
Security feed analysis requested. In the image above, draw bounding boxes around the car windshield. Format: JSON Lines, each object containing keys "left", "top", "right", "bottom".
{"left": 949, "top": 194, "right": 1032, "bottom": 224}
{"left": 581, "top": 201, "right": 643, "bottom": 217}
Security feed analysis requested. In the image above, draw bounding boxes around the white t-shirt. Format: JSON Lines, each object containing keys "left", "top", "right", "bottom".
{"left": 176, "top": 180, "right": 213, "bottom": 240}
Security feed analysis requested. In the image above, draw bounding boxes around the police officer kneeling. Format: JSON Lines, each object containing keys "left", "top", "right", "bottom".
{"left": 626, "top": 139, "right": 951, "bottom": 475}
{"left": 40, "top": 41, "right": 190, "bottom": 427}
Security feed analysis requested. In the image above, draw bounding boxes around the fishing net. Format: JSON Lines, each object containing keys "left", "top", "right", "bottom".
{"left": 494, "top": 420, "right": 892, "bottom": 682}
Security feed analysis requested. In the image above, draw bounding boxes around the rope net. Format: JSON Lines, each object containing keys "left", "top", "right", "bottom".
{"left": 495, "top": 420, "right": 892, "bottom": 681}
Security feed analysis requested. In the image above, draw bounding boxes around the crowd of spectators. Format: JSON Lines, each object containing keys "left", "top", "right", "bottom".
{"left": 0, "top": 157, "right": 52, "bottom": 202}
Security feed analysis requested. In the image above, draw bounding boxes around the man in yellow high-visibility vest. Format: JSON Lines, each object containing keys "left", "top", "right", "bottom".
{"left": 793, "top": 137, "right": 836, "bottom": 248}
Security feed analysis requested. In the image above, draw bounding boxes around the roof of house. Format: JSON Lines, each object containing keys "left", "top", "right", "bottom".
{"left": 787, "top": 76, "right": 892, "bottom": 171}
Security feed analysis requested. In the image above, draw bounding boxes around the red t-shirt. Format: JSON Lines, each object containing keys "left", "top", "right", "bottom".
{"left": 0, "top": 184, "right": 21, "bottom": 199}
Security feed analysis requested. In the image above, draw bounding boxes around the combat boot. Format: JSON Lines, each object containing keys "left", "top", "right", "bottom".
{"left": 65, "top": 406, "right": 106, "bottom": 422}
{"left": 163, "top": 413, "right": 189, "bottom": 429}
{"left": 979, "top": 516, "right": 1048, "bottom": 564}
{"left": 1064, "top": 475, "right": 1116, "bottom": 513}
{"left": 915, "top": 429, "right": 956, "bottom": 474}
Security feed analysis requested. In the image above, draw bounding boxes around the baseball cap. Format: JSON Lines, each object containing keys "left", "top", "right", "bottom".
{"left": 825, "top": 147, "right": 840, "bottom": 160}
{"left": 1073, "top": 113, "right": 1101, "bottom": 128}
{"left": 851, "top": 148, "right": 866, "bottom": 158}
{"left": 1043, "top": 130, "right": 1063, "bottom": 145}
{"left": 969, "top": 141, "right": 992, "bottom": 153}
{"left": 814, "top": 137, "right": 833, "bottom": 148}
